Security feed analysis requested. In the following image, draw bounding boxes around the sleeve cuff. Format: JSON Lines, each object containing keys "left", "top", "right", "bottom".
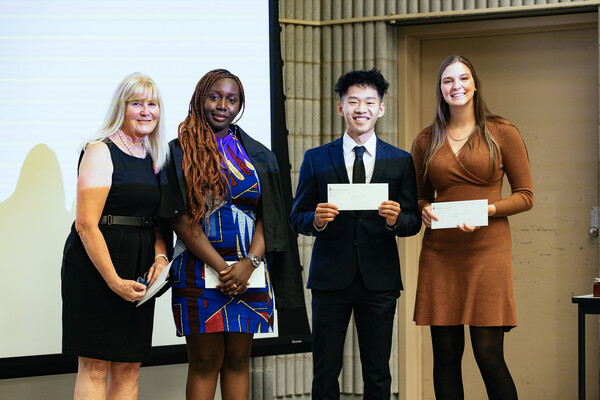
{"left": 313, "top": 220, "right": 327, "bottom": 232}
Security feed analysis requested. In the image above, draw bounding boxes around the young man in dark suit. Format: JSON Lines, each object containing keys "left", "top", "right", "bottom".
{"left": 289, "top": 69, "right": 421, "bottom": 399}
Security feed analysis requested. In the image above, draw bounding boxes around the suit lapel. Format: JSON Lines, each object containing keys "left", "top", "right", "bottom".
{"left": 371, "top": 138, "right": 387, "bottom": 183}
{"left": 328, "top": 137, "right": 349, "bottom": 183}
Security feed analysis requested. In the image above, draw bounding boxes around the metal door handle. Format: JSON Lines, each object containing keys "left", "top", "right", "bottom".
{"left": 590, "top": 207, "right": 599, "bottom": 243}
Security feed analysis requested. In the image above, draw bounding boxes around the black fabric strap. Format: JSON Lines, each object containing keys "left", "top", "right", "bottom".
{"left": 353, "top": 146, "right": 366, "bottom": 184}
{"left": 99, "top": 215, "right": 155, "bottom": 228}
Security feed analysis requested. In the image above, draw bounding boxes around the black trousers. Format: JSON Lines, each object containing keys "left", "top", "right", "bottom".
{"left": 311, "top": 272, "right": 400, "bottom": 400}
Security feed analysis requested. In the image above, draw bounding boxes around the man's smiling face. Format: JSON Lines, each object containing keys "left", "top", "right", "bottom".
{"left": 337, "top": 84, "right": 385, "bottom": 140}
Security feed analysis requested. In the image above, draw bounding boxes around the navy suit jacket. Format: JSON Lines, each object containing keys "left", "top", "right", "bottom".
{"left": 289, "top": 136, "right": 421, "bottom": 291}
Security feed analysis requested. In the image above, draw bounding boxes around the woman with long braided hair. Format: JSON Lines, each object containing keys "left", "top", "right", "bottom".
{"left": 160, "top": 69, "right": 289, "bottom": 399}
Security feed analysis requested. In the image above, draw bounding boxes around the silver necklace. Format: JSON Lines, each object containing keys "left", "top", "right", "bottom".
{"left": 118, "top": 129, "right": 147, "bottom": 158}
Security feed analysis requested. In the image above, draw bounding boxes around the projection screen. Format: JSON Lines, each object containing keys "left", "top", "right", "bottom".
{"left": 0, "top": 1, "right": 311, "bottom": 375}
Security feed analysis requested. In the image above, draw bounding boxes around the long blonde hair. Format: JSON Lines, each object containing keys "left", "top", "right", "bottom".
{"left": 421, "top": 55, "right": 500, "bottom": 177}
{"left": 85, "top": 72, "right": 168, "bottom": 171}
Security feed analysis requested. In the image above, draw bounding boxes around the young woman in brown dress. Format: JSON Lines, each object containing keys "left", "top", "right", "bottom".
{"left": 412, "top": 55, "right": 534, "bottom": 399}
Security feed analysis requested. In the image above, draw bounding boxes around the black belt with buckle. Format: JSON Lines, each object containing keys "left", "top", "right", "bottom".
{"left": 99, "top": 215, "right": 155, "bottom": 228}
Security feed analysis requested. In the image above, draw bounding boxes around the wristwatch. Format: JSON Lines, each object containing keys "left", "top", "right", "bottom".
{"left": 245, "top": 253, "right": 261, "bottom": 268}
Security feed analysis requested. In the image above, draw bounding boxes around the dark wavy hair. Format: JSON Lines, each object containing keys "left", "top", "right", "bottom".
{"left": 421, "top": 55, "right": 500, "bottom": 177}
{"left": 178, "top": 69, "right": 245, "bottom": 224}
{"left": 334, "top": 68, "right": 389, "bottom": 100}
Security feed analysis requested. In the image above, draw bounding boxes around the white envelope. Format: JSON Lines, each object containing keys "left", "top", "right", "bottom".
{"left": 204, "top": 260, "right": 266, "bottom": 289}
{"left": 327, "top": 183, "right": 388, "bottom": 211}
{"left": 431, "top": 199, "right": 488, "bottom": 230}
{"left": 137, "top": 260, "right": 171, "bottom": 307}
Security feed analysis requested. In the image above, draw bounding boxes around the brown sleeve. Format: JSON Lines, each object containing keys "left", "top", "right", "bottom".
{"left": 490, "top": 121, "right": 534, "bottom": 217}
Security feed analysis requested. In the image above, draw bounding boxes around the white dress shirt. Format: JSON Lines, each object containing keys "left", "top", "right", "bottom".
{"left": 314, "top": 133, "right": 379, "bottom": 232}
{"left": 342, "top": 131, "right": 377, "bottom": 183}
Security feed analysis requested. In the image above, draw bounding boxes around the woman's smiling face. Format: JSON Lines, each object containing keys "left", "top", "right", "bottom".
{"left": 440, "top": 61, "right": 477, "bottom": 110}
{"left": 203, "top": 78, "right": 241, "bottom": 136}
{"left": 121, "top": 97, "right": 160, "bottom": 139}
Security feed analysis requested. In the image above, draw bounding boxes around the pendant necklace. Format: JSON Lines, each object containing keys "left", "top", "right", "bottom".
{"left": 118, "top": 129, "right": 146, "bottom": 158}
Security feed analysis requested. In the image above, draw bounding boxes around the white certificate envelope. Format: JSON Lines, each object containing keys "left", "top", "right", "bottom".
{"left": 430, "top": 199, "right": 488, "bottom": 230}
{"left": 204, "top": 260, "right": 266, "bottom": 289}
{"left": 327, "top": 183, "right": 388, "bottom": 211}
{"left": 137, "top": 260, "right": 172, "bottom": 307}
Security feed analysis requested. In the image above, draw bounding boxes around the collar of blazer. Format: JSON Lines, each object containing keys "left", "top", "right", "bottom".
{"left": 233, "top": 125, "right": 266, "bottom": 158}
{"left": 327, "top": 135, "right": 392, "bottom": 183}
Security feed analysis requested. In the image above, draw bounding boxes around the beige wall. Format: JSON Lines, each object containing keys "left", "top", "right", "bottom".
{"left": 398, "top": 13, "right": 599, "bottom": 399}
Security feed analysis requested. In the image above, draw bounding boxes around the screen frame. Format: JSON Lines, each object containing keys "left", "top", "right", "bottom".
{"left": 0, "top": 0, "right": 311, "bottom": 379}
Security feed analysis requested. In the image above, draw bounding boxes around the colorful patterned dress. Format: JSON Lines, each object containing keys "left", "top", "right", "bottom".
{"left": 171, "top": 130, "right": 274, "bottom": 335}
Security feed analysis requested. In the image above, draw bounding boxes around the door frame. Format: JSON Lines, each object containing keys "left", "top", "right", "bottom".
{"left": 395, "top": 11, "right": 599, "bottom": 400}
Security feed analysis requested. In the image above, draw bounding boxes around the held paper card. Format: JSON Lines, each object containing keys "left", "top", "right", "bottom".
{"left": 431, "top": 199, "right": 488, "bottom": 230}
{"left": 137, "top": 260, "right": 172, "bottom": 307}
{"left": 327, "top": 183, "right": 388, "bottom": 211}
{"left": 204, "top": 260, "right": 266, "bottom": 289}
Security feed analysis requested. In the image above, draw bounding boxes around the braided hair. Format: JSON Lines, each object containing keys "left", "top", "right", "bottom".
{"left": 178, "top": 69, "right": 245, "bottom": 224}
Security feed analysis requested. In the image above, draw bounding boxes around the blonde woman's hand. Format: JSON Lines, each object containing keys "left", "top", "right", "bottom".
{"left": 146, "top": 256, "right": 170, "bottom": 288}
{"left": 109, "top": 278, "right": 146, "bottom": 302}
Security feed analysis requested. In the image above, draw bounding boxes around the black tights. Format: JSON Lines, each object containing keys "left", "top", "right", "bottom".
{"left": 430, "top": 325, "right": 518, "bottom": 400}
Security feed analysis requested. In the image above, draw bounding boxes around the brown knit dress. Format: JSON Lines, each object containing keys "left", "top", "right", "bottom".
{"left": 412, "top": 118, "right": 533, "bottom": 329}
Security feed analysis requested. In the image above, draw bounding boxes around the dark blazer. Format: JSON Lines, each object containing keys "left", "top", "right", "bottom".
{"left": 158, "top": 125, "right": 305, "bottom": 309}
{"left": 289, "top": 136, "right": 421, "bottom": 291}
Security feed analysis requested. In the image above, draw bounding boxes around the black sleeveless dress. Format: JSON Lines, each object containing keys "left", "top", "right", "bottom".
{"left": 61, "top": 138, "right": 159, "bottom": 362}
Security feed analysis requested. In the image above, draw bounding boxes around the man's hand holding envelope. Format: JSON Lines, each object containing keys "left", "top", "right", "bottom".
{"left": 315, "top": 183, "right": 400, "bottom": 228}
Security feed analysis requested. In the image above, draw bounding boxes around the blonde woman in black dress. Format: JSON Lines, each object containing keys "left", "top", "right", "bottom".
{"left": 61, "top": 73, "right": 169, "bottom": 399}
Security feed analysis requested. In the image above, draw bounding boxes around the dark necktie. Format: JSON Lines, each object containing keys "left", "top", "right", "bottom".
{"left": 353, "top": 146, "right": 366, "bottom": 183}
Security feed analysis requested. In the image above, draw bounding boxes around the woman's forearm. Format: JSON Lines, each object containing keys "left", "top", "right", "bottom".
{"left": 170, "top": 215, "right": 229, "bottom": 272}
